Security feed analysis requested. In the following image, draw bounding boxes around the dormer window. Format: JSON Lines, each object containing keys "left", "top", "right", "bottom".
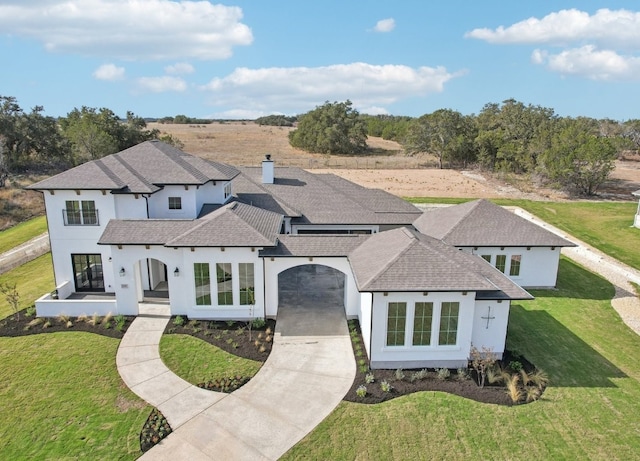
{"left": 168, "top": 197, "right": 182, "bottom": 210}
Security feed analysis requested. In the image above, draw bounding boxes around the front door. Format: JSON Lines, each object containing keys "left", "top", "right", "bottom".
{"left": 72, "top": 254, "right": 105, "bottom": 292}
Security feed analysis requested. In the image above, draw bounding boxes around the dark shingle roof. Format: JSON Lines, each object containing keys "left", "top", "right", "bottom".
{"left": 233, "top": 167, "right": 421, "bottom": 225}
{"left": 99, "top": 202, "right": 282, "bottom": 247}
{"left": 260, "top": 234, "right": 368, "bottom": 257}
{"left": 348, "top": 227, "right": 532, "bottom": 299}
{"left": 28, "top": 140, "right": 239, "bottom": 193}
{"left": 413, "top": 199, "right": 575, "bottom": 247}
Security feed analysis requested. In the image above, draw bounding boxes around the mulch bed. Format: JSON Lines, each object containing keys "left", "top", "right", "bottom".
{"left": 140, "top": 408, "right": 172, "bottom": 453}
{"left": 343, "top": 320, "right": 545, "bottom": 406}
{"left": 0, "top": 308, "right": 134, "bottom": 338}
{"left": 163, "top": 316, "right": 276, "bottom": 362}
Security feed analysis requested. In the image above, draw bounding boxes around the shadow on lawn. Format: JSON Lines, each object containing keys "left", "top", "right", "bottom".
{"left": 509, "top": 305, "right": 626, "bottom": 388}
{"left": 508, "top": 257, "right": 628, "bottom": 388}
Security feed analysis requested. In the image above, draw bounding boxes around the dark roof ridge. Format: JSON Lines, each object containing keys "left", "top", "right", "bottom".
{"left": 110, "top": 153, "right": 158, "bottom": 192}
{"left": 93, "top": 158, "right": 126, "bottom": 189}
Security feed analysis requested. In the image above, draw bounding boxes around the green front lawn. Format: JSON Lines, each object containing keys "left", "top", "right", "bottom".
{"left": 283, "top": 258, "right": 640, "bottom": 459}
{"left": 0, "top": 215, "right": 48, "bottom": 254}
{"left": 160, "top": 334, "right": 262, "bottom": 384}
{"left": 0, "top": 333, "right": 149, "bottom": 459}
{"left": 0, "top": 253, "right": 54, "bottom": 318}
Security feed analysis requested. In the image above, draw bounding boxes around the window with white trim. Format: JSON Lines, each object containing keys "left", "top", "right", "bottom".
{"left": 64, "top": 200, "right": 98, "bottom": 225}
{"left": 224, "top": 183, "right": 232, "bottom": 199}
{"left": 509, "top": 255, "right": 522, "bottom": 276}
{"left": 481, "top": 254, "right": 491, "bottom": 263}
{"left": 239, "top": 263, "right": 255, "bottom": 305}
{"left": 386, "top": 302, "right": 407, "bottom": 346}
{"left": 438, "top": 302, "right": 459, "bottom": 346}
{"left": 194, "top": 263, "right": 211, "bottom": 305}
{"left": 216, "top": 263, "right": 233, "bottom": 305}
{"left": 495, "top": 254, "right": 507, "bottom": 273}
{"left": 412, "top": 302, "right": 433, "bottom": 346}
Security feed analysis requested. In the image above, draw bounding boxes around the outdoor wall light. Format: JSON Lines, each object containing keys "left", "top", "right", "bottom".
{"left": 119, "top": 267, "right": 125, "bottom": 277}
{"left": 174, "top": 267, "right": 180, "bottom": 277}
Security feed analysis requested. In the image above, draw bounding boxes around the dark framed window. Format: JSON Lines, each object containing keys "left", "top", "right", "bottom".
{"left": 71, "top": 254, "right": 104, "bottom": 292}
{"left": 194, "top": 263, "right": 211, "bottom": 305}
{"left": 168, "top": 197, "right": 182, "bottom": 210}
{"left": 481, "top": 254, "right": 491, "bottom": 263}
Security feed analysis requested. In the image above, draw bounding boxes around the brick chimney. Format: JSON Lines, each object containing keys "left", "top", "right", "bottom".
{"left": 262, "top": 154, "right": 274, "bottom": 184}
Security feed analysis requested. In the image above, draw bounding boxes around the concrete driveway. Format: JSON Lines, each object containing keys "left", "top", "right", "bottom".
{"left": 140, "top": 266, "right": 355, "bottom": 460}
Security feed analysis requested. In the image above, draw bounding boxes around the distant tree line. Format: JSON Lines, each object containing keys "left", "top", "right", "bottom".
{"left": 157, "top": 115, "right": 214, "bottom": 125}
{"left": 255, "top": 115, "right": 297, "bottom": 127}
{"left": 289, "top": 98, "right": 640, "bottom": 196}
{"left": 0, "top": 96, "right": 183, "bottom": 186}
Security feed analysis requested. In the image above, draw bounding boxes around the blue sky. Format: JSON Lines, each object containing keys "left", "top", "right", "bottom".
{"left": 1, "top": 1, "right": 639, "bottom": 120}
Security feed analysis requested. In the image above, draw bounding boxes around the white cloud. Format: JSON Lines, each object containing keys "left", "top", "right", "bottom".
{"left": 373, "top": 18, "right": 396, "bottom": 33}
{"left": 0, "top": 0, "right": 252, "bottom": 60}
{"left": 533, "top": 45, "right": 640, "bottom": 81}
{"left": 165, "top": 62, "right": 195, "bottom": 75}
{"left": 137, "top": 76, "right": 187, "bottom": 93}
{"left": 465, "top": 8, "right": 640, "bottom": 48}
{"left": 93, "top": 63, "right": 125, "bottom": 81}
{"left": 359, "top": 106, "right": 389, "bottom": 116}
{"left": 201, "top": 63, "right": 461, "bottom": 116}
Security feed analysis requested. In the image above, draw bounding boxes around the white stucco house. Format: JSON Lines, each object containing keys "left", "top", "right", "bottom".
{"left": 633, "top": 190, "right": 640, "bottom": 228}
{"left": 28, "top": 140, "right": 570, "bottom": 368}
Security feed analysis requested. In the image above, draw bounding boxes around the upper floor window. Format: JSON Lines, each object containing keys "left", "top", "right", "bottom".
{"left": 509, "top": 255, "right": 522, "bottom": 276}
{"left": 168, "top": 197, "right": 182, "bottom": 210}
{"left": 64, "top": 200, "right": 98, "bottom": 226}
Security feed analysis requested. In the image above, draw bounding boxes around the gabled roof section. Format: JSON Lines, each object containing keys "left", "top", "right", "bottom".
{"left": 413, "top": 199, "right": 575, "bottom": 247}
{"left": 234, "top": 166, "right": 421, "bottom": 225}
{"left": 27, "top": 140, "right": 239, "bottom": 193}
{"left": 99, "top": 202, "right": 282, "bottom": 248}
{"left": 99, "top": 220, "right": 195, "bottom": 245}
{"left": 348, "top": 227, "right": 531, "bottom": 299}
{"left": 166, "top": 202, "right": 282, "bottom": 247}
{"left": 260, "top": 234, "right": 368, "bottom": 257}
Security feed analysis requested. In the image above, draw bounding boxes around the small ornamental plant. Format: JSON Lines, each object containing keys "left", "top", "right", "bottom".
{"left": 356, "top": 385, "right": 367, "bottom": 398}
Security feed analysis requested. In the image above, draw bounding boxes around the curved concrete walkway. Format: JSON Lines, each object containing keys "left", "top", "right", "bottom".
{"left": 118, "top": 302, "right": 355, "bottom": 460}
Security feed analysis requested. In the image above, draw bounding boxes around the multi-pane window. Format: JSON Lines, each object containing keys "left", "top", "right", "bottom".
{"left": 386, "top": 302, "right": 407, "bottom": 346}
{"left": 194, "top": 263, "right": 211, "bottom": 305}
{"left": 224, "top": 183, "right": 232, "bottom": 199}
{"left": 412, "top": 302, "right": 433, "bottom": 346}
{"left": 168, "top": 197, "right": 182, "bottom": 210}
{"left": 217, "top": 263, "right": 233, "bottom": 305}
{"left": 439, "top": 302, "right": 459, "bottom": 346}
{"left": 64, "top": 200, "right": 98, "bottom": 225}
{"left": 71, "top": 254, "right": 104, "bottom": 292}
{"left": 239, "top": 263, "right": 255, "bottom": 305}
{"left": 481, "top": 254, "right": 491, "bottom": 263}
{"left": 509, "top": 255, "right": 522, "bottom": 276}
{"left": 495, "top": 254, "right": 507, "bottom": 273}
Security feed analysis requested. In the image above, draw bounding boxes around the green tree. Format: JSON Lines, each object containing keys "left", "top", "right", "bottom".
{"left": 404, "top": 109, "right": 477, "bottom": 168}
{"left": 288, "top": 100, "right": 368, "bottom": 154}
{"left": 0, "top": 96, "right": 70, "bottom": 180}
{"left": 475, "top": 99, "right": 556, "bottom": 173}
{"left": 60, "top": 107, "right": 159, "bottom": 164}
{"left": 540, "top": 118, "right": 618, "bottom": 196}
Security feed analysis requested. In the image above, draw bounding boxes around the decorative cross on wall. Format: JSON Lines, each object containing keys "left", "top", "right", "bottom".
{"left": 481, "top": 306, "right": 495, "bottom": 329}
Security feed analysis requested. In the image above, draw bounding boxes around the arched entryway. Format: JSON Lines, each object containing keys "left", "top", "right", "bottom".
{"left": 278, "top": 264, "right": 345, "bottom": 308}
{"left": 135, "top": 257, "right": 170, "bottom": 303}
